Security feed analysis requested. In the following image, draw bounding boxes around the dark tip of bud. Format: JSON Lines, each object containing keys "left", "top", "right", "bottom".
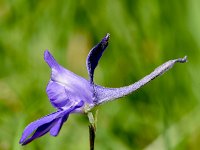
{"left": 105, "top": 33, "right": 110, "bottom": 40}
{"left": 101, "top": 33, "right": 110, "bottom": 47}
{"left": 177, "top": 56, "right": 188, "bottom": 63}
{"left": 102, "top": 33, "right": 110, "bottom": 42}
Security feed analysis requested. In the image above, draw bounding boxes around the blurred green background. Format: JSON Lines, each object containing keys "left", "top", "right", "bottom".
{"left": 0, "top": 0, "right": 200, "bottom": 149}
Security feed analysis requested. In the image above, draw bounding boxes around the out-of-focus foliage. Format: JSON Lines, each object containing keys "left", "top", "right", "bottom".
{"left": 0, "top": 0, "right": 199, "bottom": 149}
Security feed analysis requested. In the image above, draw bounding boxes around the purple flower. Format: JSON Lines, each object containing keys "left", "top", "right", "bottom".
{"left": 19, "top": 33, "right": 187, "bottom": 145}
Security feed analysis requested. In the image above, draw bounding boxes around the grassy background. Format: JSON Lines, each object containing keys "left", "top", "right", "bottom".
{"left": 0, "top": 0, "right": 200, "bottom": 149}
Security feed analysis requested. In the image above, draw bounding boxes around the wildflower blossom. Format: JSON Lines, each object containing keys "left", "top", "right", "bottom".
{"left": 19, "top": 33, "right": 187, "bottom": 145}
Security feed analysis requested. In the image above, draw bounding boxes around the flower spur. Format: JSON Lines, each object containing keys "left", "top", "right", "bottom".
{"left": 19, "top": 33, "right": 187, "bottom": 145}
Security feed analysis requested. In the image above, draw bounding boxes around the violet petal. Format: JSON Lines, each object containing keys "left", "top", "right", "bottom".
{"left": 50, "top": 114, "right": 69, "bottom": 136}
{"left": 21, "top": 118, "right": 59, "bottom": 145}
{"left": 44, "top": 50, "right": 94, "bottom": 108}
{"left": 19, "top": 101, "right": 84, "bottom": 145}
{"left": 46, "top": 81, "right": 72, "bottom": 109}
{"left": 19, "top": 111, "right": 63, "bottom": 145}
{"left": 86, "top": 33, "right": 110, "bottom": 83}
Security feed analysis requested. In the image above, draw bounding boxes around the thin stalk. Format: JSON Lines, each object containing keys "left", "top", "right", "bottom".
{"left": 89, "top": 123, "right": 96, "bottom": 150}
{"left": 88, "top": 112, "right": 96, "bottom": 150}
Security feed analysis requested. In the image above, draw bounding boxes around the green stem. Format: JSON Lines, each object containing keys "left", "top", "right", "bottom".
{"left": 89, "top": 123, "right": 95, "bottom": 150}
{"left": 88, "top": 111, "right": 98, "bottom": 150}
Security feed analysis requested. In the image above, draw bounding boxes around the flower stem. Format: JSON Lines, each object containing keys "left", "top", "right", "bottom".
{"left": 88, "top": 111, "right": 98, "bottom": 150}
{"left": 89, "top": 123, "right": 95, "bottom": 150}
